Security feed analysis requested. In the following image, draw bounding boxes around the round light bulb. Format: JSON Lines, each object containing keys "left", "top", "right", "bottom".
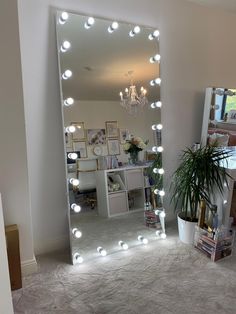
{"left": 157, "top": 146, "right": 164, "bottom": 153}
{"left": 74, "top": 253, "right": 83, "bottom": 264}
{"left": 138, "top": 235, "right": 148, "bottom": 244}
{"left": 108, "top": 21, "right": 119, "bottom": 33}
{"left": 69, "top": 178, "right": 80, "bottom": 186}
{"left": 151, "top": 101, "right": 162, "bottom": 109}
{"left": 160, "top": 233, "right": 167, "bottom": 239}
{"left": 153, "top": 168, "right": 158, "bottom": 174}
{"left": 149, "top": 29, "right": 160, "bottom": 40}
{"left": 155, "top": 78, "right": 161, "bottom": 85}
{"left": 159, "top": 211, "right": 166, "bottom": 218}
{"left": 97, "top": 246, "right": 107, "bottom": 256}
{"left": 62, "top": 69, "right": 72, "bottom": 80}
{"left": 84, "top": 17, "right": 95, "bottom": 29}
{"left": 158, "top": 168, "right": 165, "bottom": 175}
{"left": 59, "top": 12, "right": 69, "bottom": 24}
{"left": 64, "top": 97, "right": 74, "bottom": 106}
{"left": 68, "top": 152, "right": 78, "bottom": 160}
{"left": 223, "top": 200, "right": 228, "bottom": 205}
{"left": 66, "top": 125, "right": 76, "bottom": 133}
{"left": 71, "top": 203, "right": 81, "bottom": 213}
{"left": 118, "top": 241, "right": 129, "bottom": 250}
{"left": 150, "top": 80, "right": 155, "bottom": 86}
{"left": 60, "top": 40, "right": 71, "bottom": 52}
{"left": 159, "top": 190, "right": 165, "bottom": 197}
{"left": 134, "top": 26, "right": 140, "bottom": 34}
{"left": 154, "top": 189, "right": 158, "bottom": 195}
{"left": 150, "top": 54, "right": 161, "bottom": 63}
{"left": 72, "top": 228, "right": 82, "bottom": 239}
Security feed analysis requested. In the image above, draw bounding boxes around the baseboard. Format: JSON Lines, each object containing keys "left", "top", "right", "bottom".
{"left": 21, "top": 256, "right": 38, "bottom": 276}
{"left": 34, "top": 234, "right": 69, "bottom": 256}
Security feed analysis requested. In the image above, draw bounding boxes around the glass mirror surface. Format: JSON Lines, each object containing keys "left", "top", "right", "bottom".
{"left": 56, "top": 11, "right": 163, "bottom": 264}
{"left": 202, "top": 87, "right": 236, "bottom": 148}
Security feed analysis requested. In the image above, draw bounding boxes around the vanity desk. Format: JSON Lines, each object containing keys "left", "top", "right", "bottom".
{"left": 96, "top": 164, "right": 152, "bottom": 218}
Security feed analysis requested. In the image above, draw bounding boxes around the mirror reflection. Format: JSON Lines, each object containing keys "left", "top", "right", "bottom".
{"left": 202, "top": 87, "right": 236, "bottom": 147}
{"left": 56, "top": 11, "right": 165, "bottom": 264}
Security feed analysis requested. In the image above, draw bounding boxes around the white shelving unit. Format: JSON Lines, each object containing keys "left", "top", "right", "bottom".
{"left": 96, "top": 165, "right": 150, "bottom": 218}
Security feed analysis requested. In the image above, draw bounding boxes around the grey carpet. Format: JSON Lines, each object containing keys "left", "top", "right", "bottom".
{"left": 12, "top": 222, "right": 236, "bottom": 314}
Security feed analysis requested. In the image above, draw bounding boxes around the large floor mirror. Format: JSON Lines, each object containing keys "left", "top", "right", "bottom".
{"left": 56, "top": 11, "right": 165, "bottom": 264}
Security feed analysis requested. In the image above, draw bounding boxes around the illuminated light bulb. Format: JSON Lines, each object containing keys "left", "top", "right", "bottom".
{"left": 74, "top": 252, "right": 83, "bottom": 264}
{"left": 129, "top": 25, "right": 141, "bottom": 37}
{"left": 152, "top": 146, "right": 164, "bottom": 153}
{"left": 118, "top": 241, "right": 129, "bottom": 250}
{"left": 151, "top": 101, "right": 162, "bottom": 108}
{"left": 149, "top": 54, "right": 161, "bottom": 63}
{"left": 138, "top": 235, "right": 148, "bottom": 244}
{"left": 155, "top": 78, "right": 161, "bottom": 85}
{"left": 71, "top": 203, "right": 81, "bottom": 213}
{"left": 159, "top": 190, "right": 165, "bottom": 197}
{"left": 64, "top": 97, "right": 74, "bottom": 106}
{"left": 108, "top": 21, "right": 119, "bottom": 33}
{"left": 159, "top": 211, "right": 166, "bottom": 218}
{"left": 148, "top": 29, "right": 160, "bottom": 40}
{"left": 69, "top": 178, "right": 80, "bottom": 186}
{"left": 153, "top": 168, "right": 164, "bottom": 174}
{"left": 68, "top": 152, "right": 78, "bottom": 160}
{"left": 160, "top": 233, "right": 167, "bottom": 239}
{"left": 72, "top": 228, "right": 82, "bottom": 239}
{"left": 65, "top": 125, "right": 76, "bottom": 133}
{"left": 152, "top": 124, "right": 163, "bottom": 131}
{"left": 223, "top": 200, "right": 228, "bottom": 205}
{"left": 154, "top": 189, "right": 158, "bottom": 195}
{"left": 224, "top": 182, "right": 227, "bottom": 187}
{"left": 97, "top": 246, "right": 107, "bottom": 256}
{"left": 62, "top": 69, "right": 72, "bottom": 80}
{"left": 59, "top": 11, "right": 69, "bottom": 24}
{"left": 156, "top": 231, "right": 167, "bottom": 239}
{"left": 60, "top": 40, "right": 71, "bottom": 52}
{"left": 84, "top": 17, "right": 95, "bottom": 29}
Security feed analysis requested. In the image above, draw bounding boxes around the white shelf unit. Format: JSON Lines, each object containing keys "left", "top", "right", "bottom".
{"left": 96, "top": 165, "right": 149, "bottom": 218}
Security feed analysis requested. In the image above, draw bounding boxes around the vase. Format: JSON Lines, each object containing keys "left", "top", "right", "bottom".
{"left": 129, "top": 151, "right": 139, "bottom": 164}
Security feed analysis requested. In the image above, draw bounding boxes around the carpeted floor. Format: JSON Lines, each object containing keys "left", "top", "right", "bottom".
{"left": 12, "top": 222, "right": 236, "bottom": 314}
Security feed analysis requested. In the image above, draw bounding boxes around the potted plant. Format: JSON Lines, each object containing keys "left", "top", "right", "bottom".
{"left": 171, "top": 145, "right": 231, "bottom": 244}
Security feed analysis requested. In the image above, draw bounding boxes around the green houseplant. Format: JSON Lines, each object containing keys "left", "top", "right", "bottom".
{"left": 171, "top": 145, "right": 231, "bottom": 243}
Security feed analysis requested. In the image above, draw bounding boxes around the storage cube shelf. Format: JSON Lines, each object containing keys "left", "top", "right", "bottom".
{"left": 194, "top": 226, "right": 234, "bottom": 262}
{"left": 96, "top": 165, "right": 150, "bottom": 218}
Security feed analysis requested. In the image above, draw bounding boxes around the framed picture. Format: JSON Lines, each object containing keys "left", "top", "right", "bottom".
{"left": 119, "top": 128, "right": 129, "bottom": 144}
{"left": 70, "top": 122, "right": 86, "bottom": 140}
{"left": 87, "top": 129, "right": 106, "bottom": 145}
{"left": 73, "top": 141, "right": 87, "bottom": 158}
{"left": 107, "top": 139, "right": 120, "bottom": 155}
{"left": 106, "top": 121, "right": 119, "bottom": 138}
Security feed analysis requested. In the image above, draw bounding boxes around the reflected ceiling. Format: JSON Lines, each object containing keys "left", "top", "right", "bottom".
{"left": 58, "top": 14, "right": 160, "bottom": 101}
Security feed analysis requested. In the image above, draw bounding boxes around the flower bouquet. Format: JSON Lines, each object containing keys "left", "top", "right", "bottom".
{"left": 123, "top": 136, "right": 148, "bottom": 164}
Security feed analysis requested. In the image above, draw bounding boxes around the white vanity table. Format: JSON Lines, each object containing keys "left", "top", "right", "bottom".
{"left": 96, "top": 164, "right": 151, "bottom": 218}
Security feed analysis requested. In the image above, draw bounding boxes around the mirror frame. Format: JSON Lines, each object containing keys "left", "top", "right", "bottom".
{"left": 55, "top": 10, "right": 165, "bottom": 265}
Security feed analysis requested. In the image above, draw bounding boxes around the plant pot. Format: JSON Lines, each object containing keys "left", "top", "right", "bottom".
{"left": 177, "top": 213, "right": 197, "bottom": 244}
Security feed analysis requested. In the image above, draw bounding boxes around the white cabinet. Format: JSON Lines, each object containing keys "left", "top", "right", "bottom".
{"left": 96, "top": 165, "right": 149, "bottom": 218}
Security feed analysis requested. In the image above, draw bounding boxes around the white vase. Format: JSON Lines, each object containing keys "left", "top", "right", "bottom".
{"left": 177, "top": 213, "right": 197, "bottom": 244}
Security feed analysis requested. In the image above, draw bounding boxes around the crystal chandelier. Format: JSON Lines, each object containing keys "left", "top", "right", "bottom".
{"left": 119, "top": 81, "right": 148, "bottom": 115}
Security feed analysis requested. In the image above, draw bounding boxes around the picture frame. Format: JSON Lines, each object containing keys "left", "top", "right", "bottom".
{"left": 119, "top": 128, "right": 129, "bottom": 144}
{"left": 73, "top": 141, "right": 87, "bottom": 158}
{"left": 87, "top": 129, "right": 106, "bottom": 145}
{"left": 107, "top": 139, "right": 120, "bottom": 155}
{"left": 70, "top": 122, "right": 86, "bottom": 140}
{"left": 106, "top": 121, "right": 119, "bottom": 138}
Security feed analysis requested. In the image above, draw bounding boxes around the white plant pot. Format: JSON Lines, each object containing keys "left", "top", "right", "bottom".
{"left": 177, "top": 214, "right": 197, "bottom": 244}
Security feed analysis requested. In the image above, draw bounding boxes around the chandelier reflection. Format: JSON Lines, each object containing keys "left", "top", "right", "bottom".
{"left": 119, "top": 81, "right": 148, "bottom": 115}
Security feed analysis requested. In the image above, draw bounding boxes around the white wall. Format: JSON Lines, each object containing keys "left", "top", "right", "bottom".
{"left": 16, "top": 0, "right": 236, "bottom": 254}
{"left": 0, "top": 0, "right": 34, "bottom": 266}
